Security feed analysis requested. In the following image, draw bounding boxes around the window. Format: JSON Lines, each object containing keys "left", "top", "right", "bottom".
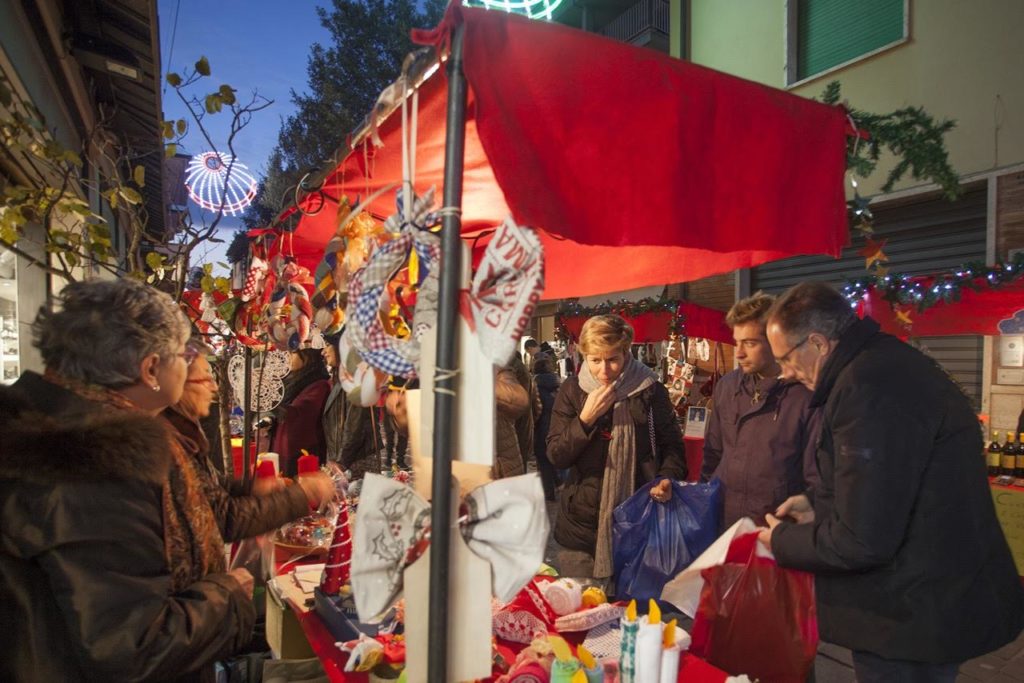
{"left": 787, "top": 0, "right": 908, "bottom": 85}
{"left": 0, "top": 246, "right": 19, "bottom": 384}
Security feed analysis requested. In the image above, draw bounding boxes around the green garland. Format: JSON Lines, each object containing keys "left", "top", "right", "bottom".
{"left": 843, "top": 252, "right": 1024, "bottom": 313}
{"left": 556, "top": 295, "right": 686, "bottom": 337}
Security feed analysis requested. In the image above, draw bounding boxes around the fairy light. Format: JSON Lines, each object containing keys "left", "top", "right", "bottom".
{"left": 843, "top": 253, "right": 1024, "bottom": 313}
{"left": 185, "top": 151, "right": 258, "bottom": 215}
{"left": 463, "top": 0, "right": 564, "bottom": 20}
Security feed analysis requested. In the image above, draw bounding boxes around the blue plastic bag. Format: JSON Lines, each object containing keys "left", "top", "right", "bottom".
{"left": 612, "top": 478, "right": 722, "bottom": 601}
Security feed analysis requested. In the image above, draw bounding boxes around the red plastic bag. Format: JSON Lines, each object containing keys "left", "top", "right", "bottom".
{"left": 691, "top": 532, "right": 818, "bottom": 683}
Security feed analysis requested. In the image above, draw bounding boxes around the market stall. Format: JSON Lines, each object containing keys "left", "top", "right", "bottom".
{"left": 227, "top": 5, "right": 852, "bottom": 681}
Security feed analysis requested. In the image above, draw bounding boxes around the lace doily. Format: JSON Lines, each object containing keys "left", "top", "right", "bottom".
{"left": 227, "top": 349, "right": 289, "bottom": 411}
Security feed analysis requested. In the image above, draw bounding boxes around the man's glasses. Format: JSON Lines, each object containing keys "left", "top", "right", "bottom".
{"left": 775, "top": 336, "right": 809, "bottom": 366}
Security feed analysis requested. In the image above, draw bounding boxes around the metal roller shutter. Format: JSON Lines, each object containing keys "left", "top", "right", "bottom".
{"left": 752, "top": 185, "right": 987, "bottom": 408}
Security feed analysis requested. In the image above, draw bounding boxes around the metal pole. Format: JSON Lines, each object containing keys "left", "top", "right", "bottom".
{"left": 428, "top": 23, "right": 467, "bottom": 683}
{"left": 241, "top": 345, "right": 253, "bottom": 491}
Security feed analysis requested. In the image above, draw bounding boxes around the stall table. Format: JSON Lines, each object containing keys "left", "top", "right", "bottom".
{"left": 270, "top": 571, "right": 729, "bottom": 682}
{"left": 990, "top": 478, "right": 1024, "bottom": 577}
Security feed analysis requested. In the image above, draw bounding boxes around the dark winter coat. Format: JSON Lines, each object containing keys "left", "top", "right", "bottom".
{"left": 0, "top": 373, "right": 255, "bottom": 682}
{"left": 547, "top": 377, "right": 687, "bottom": 553}
{"left": 772, "top": 318, "right": 1024, "bottom": 663}
{"left": 496, "top": 355, "right": 535, "bottom": 478}
{"left": 701, "top": 369, "right": 820, "bottom": 529}
{"left": 271, "top": 377, "right": 330, "bottom": 476}
{"left": 326, "top": 384, "right": 378, "bottom": 480}
{"left": 533, "top": 371, "right": 561, "bottom": 459}
{"left": 164, "top": 407, "right": 309, "bottom": 542}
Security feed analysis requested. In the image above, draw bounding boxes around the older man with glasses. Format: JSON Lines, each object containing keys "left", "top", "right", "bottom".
{"left": 760, "top": 281, "right": 1023, "bottom": 683}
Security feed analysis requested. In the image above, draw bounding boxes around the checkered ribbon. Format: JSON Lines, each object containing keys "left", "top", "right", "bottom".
{"left": 342, "top": 189, "right": 440, "bottom": 378}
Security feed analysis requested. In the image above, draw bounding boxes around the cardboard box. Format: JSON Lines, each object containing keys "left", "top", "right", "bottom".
{"left": 266, "top": 579, "right": 315, "bottom": 660}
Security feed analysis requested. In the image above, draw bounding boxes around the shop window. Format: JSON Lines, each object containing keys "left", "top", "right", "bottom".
{"left": 0, "top": 247, "right": 18, "bottom": 384}
{"left": 787, "top": 0, "right": 908, "bottom": 85}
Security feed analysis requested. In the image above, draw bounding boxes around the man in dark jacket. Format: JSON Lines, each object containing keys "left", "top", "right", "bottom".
{"left": 700, "top": 292, "right": 820, "bottom": 530}
{"left": 762, "top": 281, "right": 1023, "bottom": 682}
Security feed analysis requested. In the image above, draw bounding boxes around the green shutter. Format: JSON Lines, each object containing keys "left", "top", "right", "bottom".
{"left": 797, "top": 0, "right": 904, "bottom": 80}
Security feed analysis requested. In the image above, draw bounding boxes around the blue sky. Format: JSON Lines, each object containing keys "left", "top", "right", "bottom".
{"left": 157, "top": 0, "right": 332, "bottom": 264}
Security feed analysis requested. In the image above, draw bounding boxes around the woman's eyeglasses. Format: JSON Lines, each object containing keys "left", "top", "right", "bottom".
{"left": 176, "top": 345, "right": 201, "bottom": 366}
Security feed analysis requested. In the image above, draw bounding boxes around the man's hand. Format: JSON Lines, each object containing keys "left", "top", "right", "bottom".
{"left": 757, "top": 513, "right": 783, "bottom": 548}
{"left": 228, "top": 567, "right": 255, "bottom": 599}
{"left": 579, "top": 383, "right": 617, "bottom": 427}
{"left": 775, "top": 494, "right": 814, "bottom": 524}
{"left": 297, "top": 471, "right": 335, "bottom": 507}
{"left": 650, "top": 478, "right": 672, "bottom": 503}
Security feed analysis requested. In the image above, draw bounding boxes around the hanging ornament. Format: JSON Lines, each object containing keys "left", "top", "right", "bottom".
{"left": 859, "top": 237, "right": 889, "bottom": 271}
{"left": 185, "top": 151, "right": 258, "bottom": 216}
{"left": 895, "top": 307, "right": 914, "bottom": 328}
{"left": 265, "top": 257, "right": 314, "bottom": 351}
{"left": 227, "top": 349, "right": 289, "bottom": 411}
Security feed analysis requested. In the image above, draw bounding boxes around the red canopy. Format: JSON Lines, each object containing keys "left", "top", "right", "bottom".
{"left": 860, "top": 279, "right": 1024, "bottom": 337}
{"left": 285, "top": 6, "right": 849, "bottom": 299}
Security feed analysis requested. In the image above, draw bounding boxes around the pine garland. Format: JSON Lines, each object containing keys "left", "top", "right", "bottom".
{"left": 822, "top": 81, "right": 961, "bottom": 200}
{"left": 556, "top": 295, "right": 686, "bottom": 337}
{"left": 843, "top": 252, "right": 1024, "bottom": 313}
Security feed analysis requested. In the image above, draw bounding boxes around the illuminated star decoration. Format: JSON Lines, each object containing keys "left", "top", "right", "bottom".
{"left": 462, "top": 0, "right": 564, "bottom": 21}
{"left": 185, "top": 151, "right": 258, "bottom": 216}
{"left": 859, "top": 237, "right": 889, "bottom": 271}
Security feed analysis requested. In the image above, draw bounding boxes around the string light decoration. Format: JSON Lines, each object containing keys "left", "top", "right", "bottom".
{"left": 185, "top": 151, "right": 258, "bottom": 215}
{"left": 842, "top": 251, "right": 1024, "bottom": 313}
{"left": 462, "top": 0, "right": 564, "bottom": 21}
{"left": 556, "top": 295, "right": 686, "bottom": 337}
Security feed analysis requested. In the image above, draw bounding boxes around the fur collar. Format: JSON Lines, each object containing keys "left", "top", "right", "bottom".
{"left": 0, "top": 376, "right": 171, "bottom": 485}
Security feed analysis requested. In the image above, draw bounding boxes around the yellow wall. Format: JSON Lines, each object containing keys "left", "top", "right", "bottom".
{"left": 686, "top": 0, "right": 1024, "bottom": 196}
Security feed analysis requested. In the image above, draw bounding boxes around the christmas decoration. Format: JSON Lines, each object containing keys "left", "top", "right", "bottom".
{"left": 858, "top": 237, "right": 889, "bottom": 270}
{"left": 843, "top": 251, "right": 1024, "bottom": 314}
{"left": 185, "top": 151, "right": 258, "bottom": 215}
{"left": 462, "top": 0, "right": 564, "bottom": 21}
{"left": 556, "top": 295, "right": 685, "bottom": 338}
{"left": 320, "top": 499, "right": 353, "bottom": 595}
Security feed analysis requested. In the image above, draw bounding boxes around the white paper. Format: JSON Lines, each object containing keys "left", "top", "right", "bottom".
{"left": 1001, "top": 335, "right": 1024, "bottom": 368}
{"left": 684, "top": 406, "right": 708, "bottom": 439}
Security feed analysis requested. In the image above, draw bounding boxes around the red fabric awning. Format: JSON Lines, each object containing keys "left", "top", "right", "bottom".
{"left": 559, "top": 301, "right": 733, "bottom": 345}
{"left": 859, "top": 279, "right": 1024, "bottom": 337}
{"left": 286, "top": 6, "right": 849, "bottom": 299}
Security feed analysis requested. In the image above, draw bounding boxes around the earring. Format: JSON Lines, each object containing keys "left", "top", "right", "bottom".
{"left": 152, "top": 384, "right": 161, "bottom": 392}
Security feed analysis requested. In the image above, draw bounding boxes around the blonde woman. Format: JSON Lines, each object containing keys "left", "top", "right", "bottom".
{"left": 546, "top": 314, "right": 686, "bottom": 582}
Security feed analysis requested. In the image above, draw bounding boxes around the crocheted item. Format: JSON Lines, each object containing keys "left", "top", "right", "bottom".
{"left": 492, "top": 579, "right": 557, "bottom": 644}
{"left": 582, "top": 621, "right": 623, "bottom": 661}
{"left": 541, "top": 577, "right": 583, "bottom": 616}
{"left": 554, "top": 602, "right": 626, "bottom": 632}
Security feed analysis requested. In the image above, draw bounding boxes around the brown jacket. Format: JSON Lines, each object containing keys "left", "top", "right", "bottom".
{"left": 164, "top": 407, "right": 309, "bottom": 542}
{"left": 546, "top": 377, "right": 686, "bottom": 553}
{"left": 0, "top": 374, "right": 255, "bottom": 682}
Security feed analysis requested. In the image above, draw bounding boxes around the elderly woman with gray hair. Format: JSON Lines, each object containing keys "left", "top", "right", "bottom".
{"left": 0, "top": 279, "right": 256, "bottom": 682}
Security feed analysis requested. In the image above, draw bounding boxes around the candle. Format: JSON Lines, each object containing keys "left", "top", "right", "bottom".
{"left": 619, "top": 600, "right": 638, "bottom": 683}
{"left": 659, "top": 619, "right": 680, "bottom": 683}
{"left": 578, "top": 645, "right": 604, "bottom": 683}
{"left": 634, "top": 600, "right": 663, "bottom": 683}
{"left": 297, "top": 449, "right": 320, "bottom": 474}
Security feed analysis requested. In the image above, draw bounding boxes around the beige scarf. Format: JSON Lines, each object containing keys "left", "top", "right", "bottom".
{"left": 577, "top": 356, "right": 656, "bottom": 578}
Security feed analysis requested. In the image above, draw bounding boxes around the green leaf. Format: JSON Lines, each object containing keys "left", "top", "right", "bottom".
{"left": 64, "top": 252, "right": 78, "bottom": 268}
{"left": 176, "top": 119, "right": 187, "bottom": 136}
{"left": 166, "top": 72, "right": 182, "bottom": 87}
{"left": 201, "top": 274, "right": 215, "bottom": 292}
{"left": 133, "top": 165, "right": 146, "bottom": 188}
{"left": 214, "top": 276, "right": 232, "bottom": 295}
{"left": 218, "top": 85, "right": 236, "bottom": 105}
{"left": 62, "top": 150, "right": 83, "bottom": 167}
{"left": 195, "top": 56, "right": 211, "bottom": 77}
{"left": 119, "top": 187, "right": 142, "bottom": 205}
{"left": 165, "top": 143, "right": 178, "bottom": 158}
{"left": 203, "top": 262, "right": 214, "bottom": 275}
{"left": 107, "top": 190, "right": 118, "bottom": 210}
{"left": 145, "top": 252, "right": 164, "bottom": 270}
{"left": 162, "top": 121, "right": 175, "bottom": 139}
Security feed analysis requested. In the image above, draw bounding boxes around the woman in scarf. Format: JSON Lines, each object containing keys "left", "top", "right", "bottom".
{"left": 0, "top": 279, "right": 255, "bottom": 682}
{"left": 270, "top": 347, "right": 331, "bottom": 476}
{"left": 164, "top": 338, "right": 334, "bottom": 542}
{"left": 320, "top": 333, "right": 379, "bottom": 479}
{"left": 546, "top": 314, "right": 686, "bottom": 584}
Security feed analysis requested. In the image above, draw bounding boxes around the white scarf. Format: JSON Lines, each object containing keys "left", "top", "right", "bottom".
{"left": 577, "top": 356, "right": 656, "bottom": 578}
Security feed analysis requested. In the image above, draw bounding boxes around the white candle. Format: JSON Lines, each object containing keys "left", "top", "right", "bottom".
{"left": 633, "top": 616, "right": 663, "bottom": 683}
{"left": 658, "top": 645, "right": 680, "bottom": 683}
